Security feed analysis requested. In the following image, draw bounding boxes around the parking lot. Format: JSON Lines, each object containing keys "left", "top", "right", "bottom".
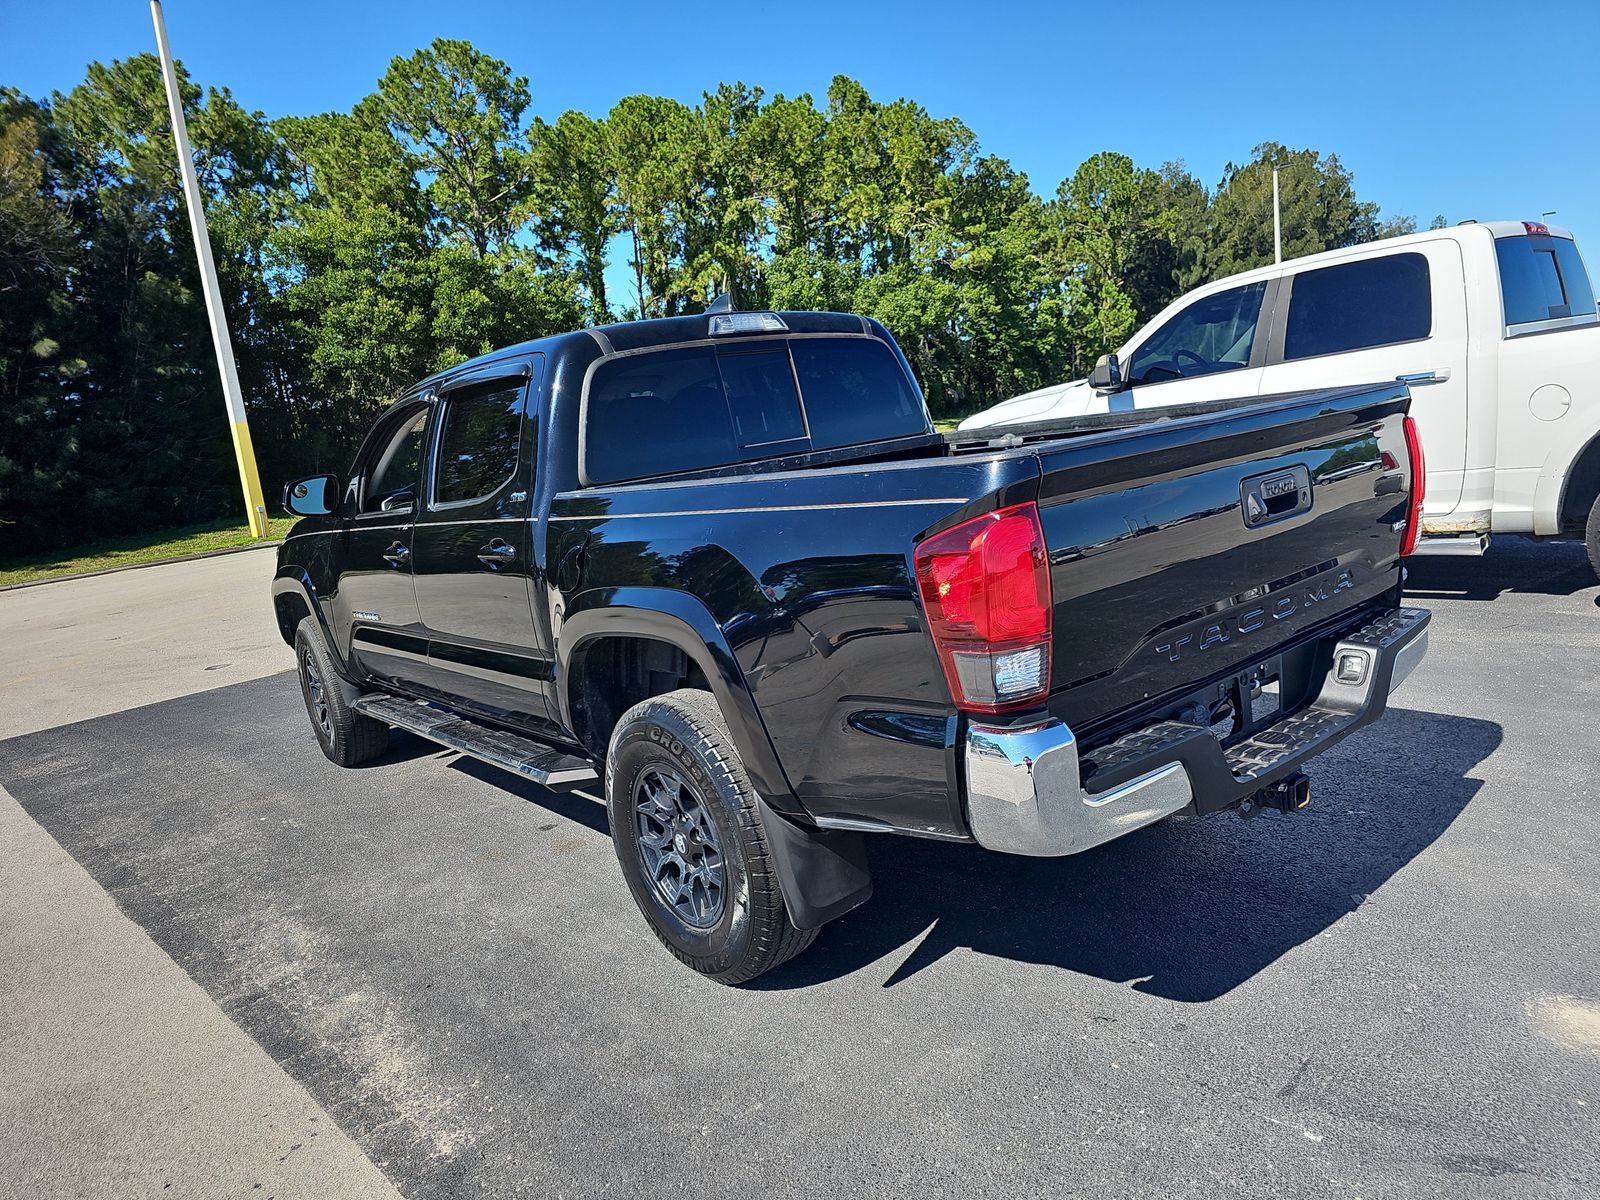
{"left": 2, "top": 538, "right": 1597, "bottom": 1198}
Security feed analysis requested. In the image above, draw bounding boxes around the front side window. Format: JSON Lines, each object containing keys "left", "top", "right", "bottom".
{"left": 361, "top": 408, "right": 427, "bottom": 514}
{"left": 1126, "top": 282, "right": 1266, "bottom": 386}
{"left": 433, "top": 383, "right": 524, "bottom": 506}
{"left": 1497, "top": 236, "right": 1597, "bottom": 329}
{"left": 1283, "top": 253, "right": 1432, "bottom": 360}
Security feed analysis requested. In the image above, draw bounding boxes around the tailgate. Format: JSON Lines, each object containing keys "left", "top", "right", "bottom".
{"left": 1033, "top": 383, "right": 1415, "bottom": 737}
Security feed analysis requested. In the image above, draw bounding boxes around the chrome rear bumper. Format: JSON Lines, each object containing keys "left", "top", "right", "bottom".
{"left": 962, "top": 605, "right": 1430, "bottom": 857}
{"left": 964, "top": 721, "right": 1194, "bottom": 856}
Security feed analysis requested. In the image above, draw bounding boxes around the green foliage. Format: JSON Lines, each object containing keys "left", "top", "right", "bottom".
{"left": 0, "top": 50, "right": 1411, "bottom": 558}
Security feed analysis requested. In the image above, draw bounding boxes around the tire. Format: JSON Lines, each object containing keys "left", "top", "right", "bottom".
{"left": 1587, "top": 493, "right": 1600, "bottom": 582}
{"left": 293, "top": 616, "right": 390, "bottom": 768}
{"left": 605, "top": 688, "right": 817, "bottom": 984}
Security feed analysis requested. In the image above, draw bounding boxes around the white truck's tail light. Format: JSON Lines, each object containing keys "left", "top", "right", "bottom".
{"left": 914, "top": 502, "right": 1052, "bottom": 713}
{"left": 1400, "top": 415, "right": 1426, "bottom": 556}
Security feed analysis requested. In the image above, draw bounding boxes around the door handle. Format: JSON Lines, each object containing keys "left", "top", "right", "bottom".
{"left": 1396, "top": 369, "right": 1450, "bottom": 385}
{"left": 382, "top": 541, "right": 410, "bottom": 568}
{"left": 477, "top": 538, "right": 516, "bottom": 568}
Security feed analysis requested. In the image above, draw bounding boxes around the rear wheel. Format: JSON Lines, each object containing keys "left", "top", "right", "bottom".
{"left": 1586, "top": 493, "right": 1600, "bottom": 581}
{"left": 605, "top": 688, "right": 816, "bottom": 984}
{"left": 294, "top": 616, "right": 389, "bottom": 767}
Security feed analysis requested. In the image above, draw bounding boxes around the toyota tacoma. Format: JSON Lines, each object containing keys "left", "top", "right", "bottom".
{"left": 272, "top": 305, "right": 1430, "bottom": 983}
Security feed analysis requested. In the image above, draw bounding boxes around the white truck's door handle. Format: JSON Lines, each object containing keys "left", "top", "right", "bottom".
{"left": 1397, "top": 369, "right": 1450, "bottom": 385}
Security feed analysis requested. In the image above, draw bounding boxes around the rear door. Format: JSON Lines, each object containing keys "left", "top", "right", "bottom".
{"left": 1257, "top": 243, "right": 1469, "bottom": 515}
{"left": 410, "top": 359, "right": 552, "bottom": 724}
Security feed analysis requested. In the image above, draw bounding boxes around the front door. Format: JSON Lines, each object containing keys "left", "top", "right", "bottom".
{"left": 410, "top": 363, "right": 552, "bottom": 725}
{"left": 335, "top": 403, "right": 431, "bottom": 686}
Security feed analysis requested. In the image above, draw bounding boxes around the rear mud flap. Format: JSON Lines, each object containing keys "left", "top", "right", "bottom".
{"left": 756, "top": 797, "right": 873, "bottom": 930}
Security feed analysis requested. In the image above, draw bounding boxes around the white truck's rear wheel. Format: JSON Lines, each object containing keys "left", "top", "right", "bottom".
{"left": 1586, "top": 494, "right": 1600, "bottom": 582}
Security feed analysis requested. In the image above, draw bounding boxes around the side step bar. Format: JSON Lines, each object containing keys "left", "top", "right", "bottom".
{"left": 1410, "top": 531, "right": 1489, "bottom": 557}
{"left": 352, "top": 694, "right": 599, "bottom": 792}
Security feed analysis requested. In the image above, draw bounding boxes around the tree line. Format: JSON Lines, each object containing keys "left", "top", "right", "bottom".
{"left": 0, "top": 40, "right": 1432, "bottom": 557}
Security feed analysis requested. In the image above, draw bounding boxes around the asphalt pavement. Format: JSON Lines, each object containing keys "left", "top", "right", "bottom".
{"left": 1, "top": 537, "right": 1597, "bottom": 1197}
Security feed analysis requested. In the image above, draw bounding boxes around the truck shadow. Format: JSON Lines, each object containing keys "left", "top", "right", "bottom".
{"left": 1405, "top": 536, "right": 1597, "bottom": 602}
{"left": 754, "top": 707, "right": 1500, "bottom": 1001}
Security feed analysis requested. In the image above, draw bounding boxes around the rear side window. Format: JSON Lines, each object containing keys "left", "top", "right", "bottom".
{"left": 433, "top": 383, "right": 524, "bottom": 505}
{"left": 584, "top": 337, "right": 927, "bottom": 484}
{"left": 1496, "top": 236, "right": 1598, "bottom": 329}
{"left": 1283, "top": 253, "right": 1432, "bottom": 360}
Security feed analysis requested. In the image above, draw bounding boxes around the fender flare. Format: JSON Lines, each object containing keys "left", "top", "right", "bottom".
{"left": 556, "top": 587, "right": 800, "bottom": 812}
{"left": 270, "top": 568, "right": 358, "bottom": 684}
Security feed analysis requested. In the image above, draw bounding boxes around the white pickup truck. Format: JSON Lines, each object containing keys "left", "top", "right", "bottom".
{"left": 962, "top": 220, "right": 1600, "bottom": 573}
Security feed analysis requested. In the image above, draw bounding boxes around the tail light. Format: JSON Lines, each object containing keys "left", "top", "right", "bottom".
{"left": 1400, "top": 415, "right": 1426, "bottom": 556}
{"left": 914, "top": 502, "right": 1052, "bottom": 713}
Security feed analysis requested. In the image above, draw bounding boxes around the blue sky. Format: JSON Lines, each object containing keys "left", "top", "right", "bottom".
{"left": 6, "top": 0, "right": 1598, "bottom": 281}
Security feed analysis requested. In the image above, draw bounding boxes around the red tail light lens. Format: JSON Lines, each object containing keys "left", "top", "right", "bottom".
{"left": 914, "top": 502, "right": 1052, "bottom": 713}
{"left": 1400, "top": 415, "right": 1426, "bottom": 556}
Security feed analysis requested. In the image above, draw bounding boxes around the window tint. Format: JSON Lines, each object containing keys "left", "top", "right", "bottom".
{"left": 1497, "top": 236, "right": 1598, "bottom": 327}
{"left": 433, "top": 383, "right": 524, "bottom": 505}
{"left": 584, "top": 337, "right": 928, "bottom": 484}
{"left": 716, "top": 347, "right": 806, "bottom": 447}
{"left": 1283, "top": 253, "right": 1432, "bottom": 360}
{"left": 792, "top": 338, "right": 927, "bottom": 450}
{"left": 1126, "top": 282, "right": 1265, "bottom": 386}
{"left": 362, "top": 408, "right": 427, "bottom": 514}
{"left": 585, "top": 346, "right": 739, "bottom": 483}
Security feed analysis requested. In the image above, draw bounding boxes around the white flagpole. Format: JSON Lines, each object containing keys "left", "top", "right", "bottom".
{"left": 150, "top": 0, "right": 269, "bottom": 538}
{"left": 1273, "top": 167, "right": 1283, "bottom": 265}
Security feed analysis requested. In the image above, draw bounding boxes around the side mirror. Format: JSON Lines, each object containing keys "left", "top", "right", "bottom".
{"left": 283, "top": 473, "right": 340, "bottom": 518}
{"left": 1089, "top": 353, "right": 1124, "bottom": 393}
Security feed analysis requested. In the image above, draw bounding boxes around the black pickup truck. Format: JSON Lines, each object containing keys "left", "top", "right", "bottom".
{"left": 272, "top": 307, "right": 1430, "bottom": 983}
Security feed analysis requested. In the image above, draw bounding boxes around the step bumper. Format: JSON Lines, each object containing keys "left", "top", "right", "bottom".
{"left": 962, "top": 606, "right": 1430, "bottom": 857}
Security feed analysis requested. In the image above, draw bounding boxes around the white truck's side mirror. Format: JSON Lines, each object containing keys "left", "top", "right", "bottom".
{"left": 1089, "top": 353, "right": 1123, "bottom": 393}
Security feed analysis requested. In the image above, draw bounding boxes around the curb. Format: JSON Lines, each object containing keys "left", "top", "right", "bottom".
{"left": 0, "top": 540, "right": 283, "bottom": 593}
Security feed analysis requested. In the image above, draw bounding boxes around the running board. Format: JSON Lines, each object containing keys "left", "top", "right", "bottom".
{"left": 352, "top": 694, "right": 599, "bottom": 791}
{"left": 1411, "top": 532, "right": 1490, "bottom": 557}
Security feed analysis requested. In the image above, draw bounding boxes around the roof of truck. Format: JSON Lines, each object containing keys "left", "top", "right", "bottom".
{"left": 1180, "top": 219, "right": 1578, "bottom": 298}
{"left": 409, "top": 309, "right": 881, "bottom": 399}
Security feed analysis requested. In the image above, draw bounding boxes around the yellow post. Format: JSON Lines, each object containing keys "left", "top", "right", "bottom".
{"left": 151, "top": 0, "right": 270, "bottom": 538}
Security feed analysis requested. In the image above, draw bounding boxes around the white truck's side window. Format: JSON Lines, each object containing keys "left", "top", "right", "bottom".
{"left": 1283, "top": 254, "right": 1432, "bottom": 360}
{"left": 1125, "top": 281, "right": 1267, "bottom": 387}
{"left": 1496, "top": 236, "right": 1597, "bottom": 334}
